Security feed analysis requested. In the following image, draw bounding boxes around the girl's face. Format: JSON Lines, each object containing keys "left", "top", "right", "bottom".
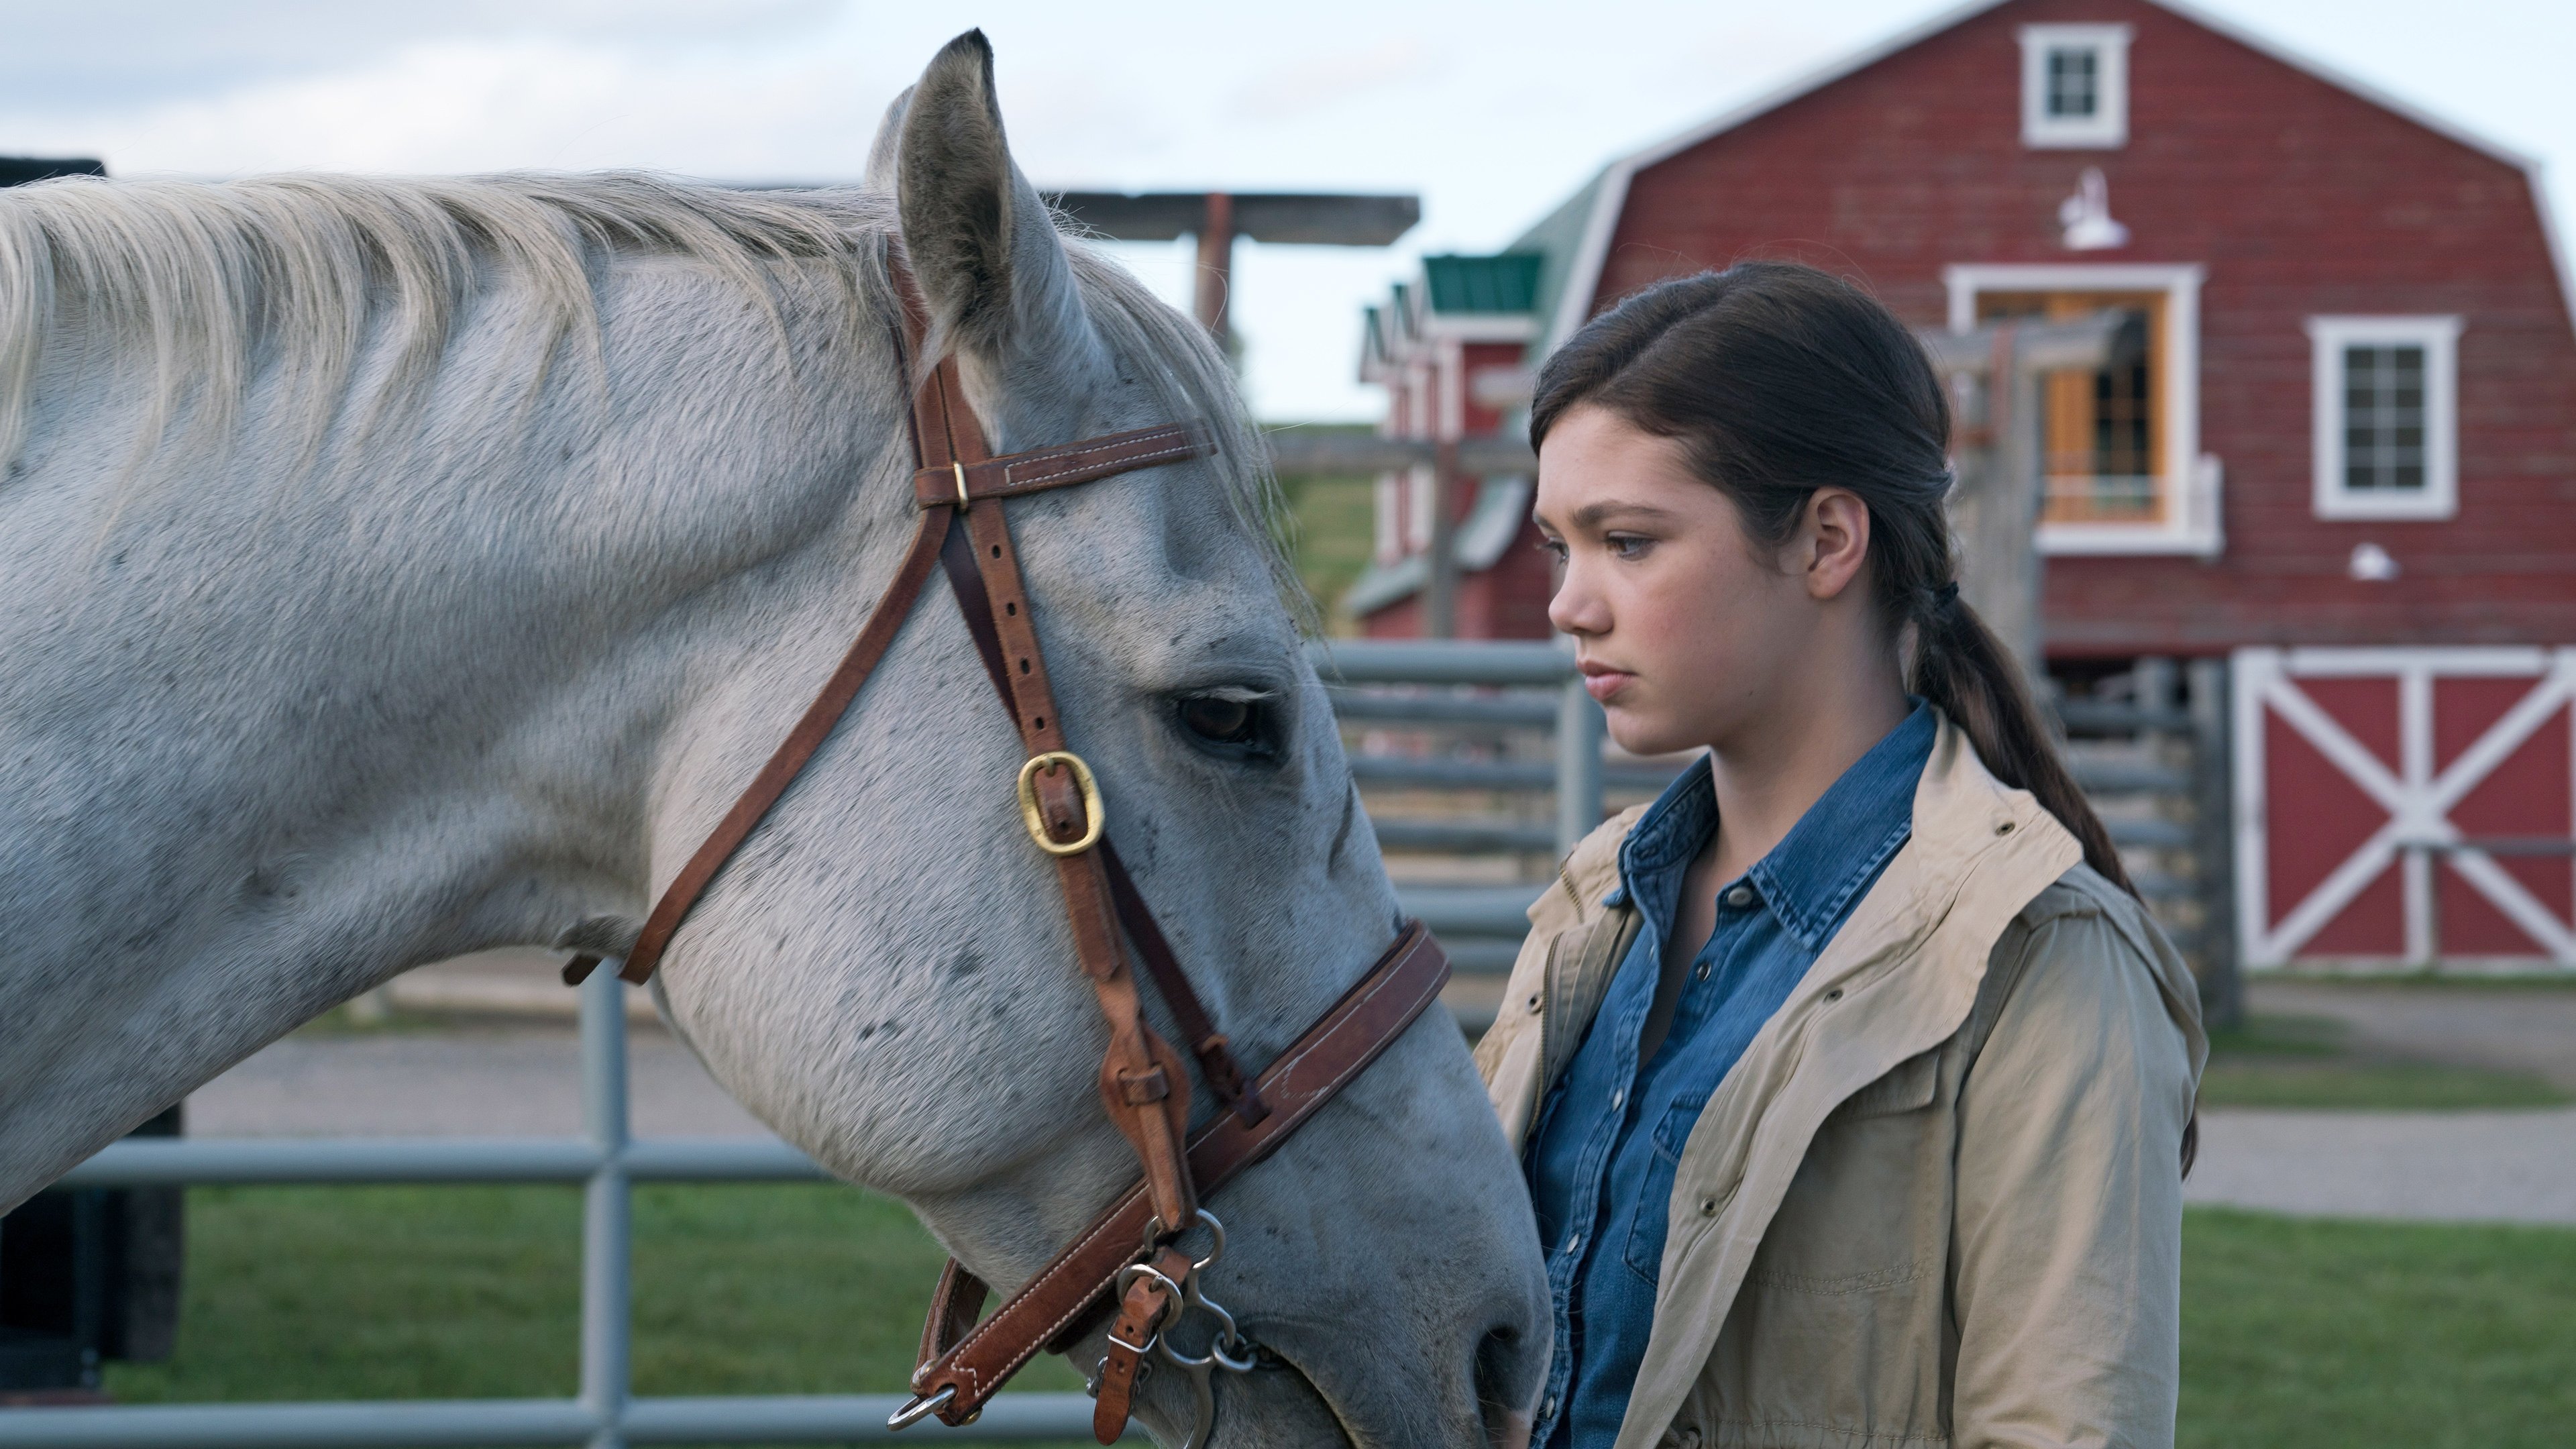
{"left": 1534, "top": 402, "right": 1876, "bottom": 759}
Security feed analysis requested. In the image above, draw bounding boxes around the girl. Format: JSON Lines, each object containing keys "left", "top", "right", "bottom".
{"left": 1474, "top": 262, "right": 2204, "bottom": 1449}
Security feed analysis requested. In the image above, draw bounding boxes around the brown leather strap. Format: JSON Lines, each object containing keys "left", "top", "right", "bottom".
{"left": 561, "top": 504, "right": 951, "bottom": 989}
{"left": 934, "top": 508, "right": 1265, "bottom": 1128}
{"left": 898, "top": 280, "right": 1201, "bottom": 1237}
{"left": 912, "top": 423, "right": 1211, "bottom": 510}
{"left": 1099, "top": 843, "right": 1266, "bottom": 1126}
{"left": 1089, "top": 1244, "right": 1192, "bottom": 1444}
{"left": 908, "top": 920, "right": 1451, "bottom": 1427}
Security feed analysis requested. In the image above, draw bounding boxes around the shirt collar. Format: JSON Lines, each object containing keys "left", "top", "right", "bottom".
{"left": 1605, "top": 700, "right": 1936, "bottom": 951}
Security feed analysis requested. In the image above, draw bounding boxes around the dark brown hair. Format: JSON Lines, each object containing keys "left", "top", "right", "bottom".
{"left": 1530, "top": 261, "right": 2132, "bottom": 893}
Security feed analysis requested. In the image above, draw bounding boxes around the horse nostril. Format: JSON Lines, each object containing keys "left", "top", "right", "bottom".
{"left": 1474, "top": 1322, "right": 1535, "bottom": 1449}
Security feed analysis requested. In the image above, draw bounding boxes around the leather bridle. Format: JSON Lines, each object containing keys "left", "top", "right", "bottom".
{"left": 561, "top": 244, "right": 1450, "bottom": 1442}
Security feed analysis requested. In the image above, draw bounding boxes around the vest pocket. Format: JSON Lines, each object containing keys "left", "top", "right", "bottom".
{"left": 1621, "top": 1097, "right": 1707, "bottom": 1283}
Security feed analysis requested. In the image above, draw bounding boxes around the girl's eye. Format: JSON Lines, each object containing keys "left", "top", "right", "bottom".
{"left": 1537, "top": 537, "right": 1568, "bottom": 563}
{"left": 1607, "top": 533, "right": 1655, "bottom": 560}
{"left": 1177, "top": 695, "right": 1263, "bottom": 747}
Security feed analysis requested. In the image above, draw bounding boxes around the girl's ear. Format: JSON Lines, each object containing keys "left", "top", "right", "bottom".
{"left": 1800, "top": 488, "right": 1875, "bottom": 601}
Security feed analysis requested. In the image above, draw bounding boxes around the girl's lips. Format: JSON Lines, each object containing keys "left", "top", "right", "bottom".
{"left": 1580, "top": 667, "right": 1633, "bottom": 702}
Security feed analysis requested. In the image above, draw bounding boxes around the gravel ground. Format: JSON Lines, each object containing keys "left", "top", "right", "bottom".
{"left": 186, "top": 1028, "right": 769, "bottom": 1139}
{"left": 2184, "top": 1107, "right": 2576, "bottom": 1224}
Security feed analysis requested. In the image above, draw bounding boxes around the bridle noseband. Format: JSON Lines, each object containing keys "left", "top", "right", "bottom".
{"left": 562, "top": 245, "right": 1450, "bottom": 1442}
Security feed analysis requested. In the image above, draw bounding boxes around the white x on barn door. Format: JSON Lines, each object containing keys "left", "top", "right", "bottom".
{"left": 2235, "top": 647, "right": 2576, "bottom": 970}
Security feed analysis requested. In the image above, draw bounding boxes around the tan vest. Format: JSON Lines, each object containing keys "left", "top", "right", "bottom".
{"left": 1474, "top": 716, "right": 2207, "bottom": 1449}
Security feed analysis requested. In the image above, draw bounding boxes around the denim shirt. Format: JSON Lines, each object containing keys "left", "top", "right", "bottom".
{"left": 1526, "top": 702, "right": 1936, "bottom": 1448}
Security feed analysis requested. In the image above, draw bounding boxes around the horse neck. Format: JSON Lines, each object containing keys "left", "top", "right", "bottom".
{"left": 0, "top": 256, "right": 908, "bottom": 1198}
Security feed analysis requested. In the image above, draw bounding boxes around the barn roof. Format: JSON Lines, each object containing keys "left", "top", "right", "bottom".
{"left": 1513, "top": 0, "right": 2563, "bottom": 354}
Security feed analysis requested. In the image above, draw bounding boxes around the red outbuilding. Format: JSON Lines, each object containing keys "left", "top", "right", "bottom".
{"left": 1352, "top": 0, "right": 2576, "bottom": 971}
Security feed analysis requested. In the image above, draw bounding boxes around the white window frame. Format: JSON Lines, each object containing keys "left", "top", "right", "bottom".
{"left": 2020, "top": 24, "right": 2131, "bottom": 149}
{"left": 1945, "top": 262, "right": 2216, "bottom": 556}
{"left": 2307, "top": 315, "right": 2461, "bottom": 521}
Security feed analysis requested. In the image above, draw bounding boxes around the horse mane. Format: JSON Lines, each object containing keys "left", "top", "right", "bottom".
{"left": 0, "top": 171, "right": 1284, "bottom": 592}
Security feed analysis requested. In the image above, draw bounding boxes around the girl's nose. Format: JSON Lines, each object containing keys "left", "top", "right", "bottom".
{"left": 1548, "top": 560, "right": 1609, "bottom": 638}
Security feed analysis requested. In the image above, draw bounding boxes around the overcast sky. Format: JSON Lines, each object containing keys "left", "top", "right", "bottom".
{"left": 1, "top": 0, "right": 2567, "bottom": 420}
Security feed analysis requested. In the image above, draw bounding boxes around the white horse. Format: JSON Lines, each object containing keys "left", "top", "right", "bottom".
{"left": 0, "top": 32, "right": 1547, "bottom": 1446}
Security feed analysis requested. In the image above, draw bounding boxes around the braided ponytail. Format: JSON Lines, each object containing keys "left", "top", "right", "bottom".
{"left": 1908, "top": 581, "right": 2133, "bottom": 893}
{"left": 1530, "top": 262, "right": 2135, "bottom": 895}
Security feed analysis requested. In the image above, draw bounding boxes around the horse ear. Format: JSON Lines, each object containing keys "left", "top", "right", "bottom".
{"left": 896, "top": 30, "right": 1097, "bottom": 387}
{"left": 863, "top": 85, "right": 912, "bottom": 193}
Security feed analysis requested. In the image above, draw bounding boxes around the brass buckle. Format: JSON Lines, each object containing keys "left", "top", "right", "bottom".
{"left": 1016, "top": 750, "right": 1104, "bottom": 857}
{"left": 953, "top": 460, "right": 969, "bottom": 512}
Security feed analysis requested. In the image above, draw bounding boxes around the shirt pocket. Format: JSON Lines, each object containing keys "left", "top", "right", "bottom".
{"left": 1622, "top": 1097, "right": 1708, "bottom": 1284}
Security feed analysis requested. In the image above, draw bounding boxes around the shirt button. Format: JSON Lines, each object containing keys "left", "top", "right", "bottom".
{"left": 1610, "top": 1088, "right": 1625, "bottom": 1112}
{"left": 1543, "top": 1395, "right": 1560, "bottom": 1421}
{"left": 1723, "top": 885, "right": 1754, "bottom": 908}
{"left": 1563, "top": 1234, "right": 1580, "bottom": 1256}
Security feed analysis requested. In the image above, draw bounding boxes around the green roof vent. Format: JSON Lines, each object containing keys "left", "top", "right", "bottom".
{"left": 1421, "top": 253, "right": 1543, "bottom": 315}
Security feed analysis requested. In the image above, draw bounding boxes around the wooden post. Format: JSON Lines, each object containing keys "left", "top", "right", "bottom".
{"left": 1962, "top": 323, "right": 2048, "bottom": 678}
{"left": 1193, "top": 191, "right": 1234, "bottom": 350}
{"left": 1919, "top": 313, "right": 2122, "bottom": 689}
{"left": 1425, "top": 439, "right": 1460, "bottom": 638}
{"left": 2188, "top": 656, "right": 2244, "bottom": 1028}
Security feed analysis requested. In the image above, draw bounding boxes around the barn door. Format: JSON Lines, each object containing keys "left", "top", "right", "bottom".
{"left": 2235, "top": 647, "right": 2576, "bottom": 970}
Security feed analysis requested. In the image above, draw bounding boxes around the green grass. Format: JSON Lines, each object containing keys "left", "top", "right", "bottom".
{"left": 2180, "top": 1209, "right": 2576, "bottom": 1448}
{"left": 101, "top": 1188, "right": 2576, "bottom": 1446}
{"left": 2197, "top": 1012, "right": 2571, "bottom": 1111}
{"left": 1265, "top": 423, "right": 1380, "bottom": 627}
{"left": 105, "top": 1183, "right": 1083, "bottom": 1403}
{"left": 1277, "top": 471, "right": 1376, "bottom": 627}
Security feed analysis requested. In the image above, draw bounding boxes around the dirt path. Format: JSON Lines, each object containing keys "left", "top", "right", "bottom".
{"left": 2247, "top": 979, "right": 2576, "bottom": 1087}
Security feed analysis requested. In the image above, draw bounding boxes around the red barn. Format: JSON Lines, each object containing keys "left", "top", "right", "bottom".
{"left": 1352, "top": 0, "right": 2576, "bottom": 971}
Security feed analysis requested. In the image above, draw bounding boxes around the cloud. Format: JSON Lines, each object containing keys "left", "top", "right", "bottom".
{"left": 1228, "top": 36, "right": 1438, "bottom": 123}
{"left": 0, "top": 36, "right": 890, "bottom": 178}
{"left": 0, "top": 0, "right": 840, "bottom": 110}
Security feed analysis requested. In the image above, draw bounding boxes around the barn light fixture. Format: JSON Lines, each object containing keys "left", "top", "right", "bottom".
{"left": 2349, "top": 541, "right": 2402, "bottom": 582}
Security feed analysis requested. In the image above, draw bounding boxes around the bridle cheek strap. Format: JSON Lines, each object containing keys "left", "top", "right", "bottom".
{"left": 924, "top": 350, "right": 1203, "bottom": 1234}
{"left": 907, "top": 922, "right": 1450, "bottom": 1428}
{"left": 565, "top": 242, "right": 1450, "bottom": 1435}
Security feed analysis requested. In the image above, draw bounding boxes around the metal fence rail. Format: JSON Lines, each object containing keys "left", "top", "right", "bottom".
{"left": 9, "top": 970, "right": 1126, "bottom": 1448}
{"left": 1309, "top": 635, "right": 1605, "bottom": 881}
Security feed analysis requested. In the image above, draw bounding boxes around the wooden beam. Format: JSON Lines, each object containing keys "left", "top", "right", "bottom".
{"left": 1045, "top": 191, "right": 1419, "bottom": 246}
{"left": 1263, "top": 432, "right": 1536, "bottom": 477}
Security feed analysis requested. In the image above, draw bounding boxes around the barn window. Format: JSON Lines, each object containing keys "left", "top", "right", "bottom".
{"left": 1977, "top": 290, "right": 2163, "bottom": 523}
{"left": 1945, "top": 263, "right": 2213, "bottom": 557}
{"left": 2021, "top": 25, "right": 2131, "bottom": 148}
{"left": 2047, "top": 48, "right": 2098, "bottom": 119}
{"left": 2308, "top": 316, "right": 2461, "bottom": 521}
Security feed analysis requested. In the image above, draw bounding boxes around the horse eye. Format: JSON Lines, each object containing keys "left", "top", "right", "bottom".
{"left": 1178, "top": 695, "right": 1259, "bottom": 745}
